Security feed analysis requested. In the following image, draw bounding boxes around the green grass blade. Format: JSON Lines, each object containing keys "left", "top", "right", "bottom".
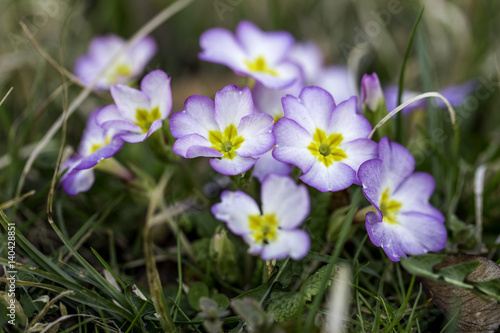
{"left": 396, "top": 6, "right": 425, "bottom": 143}
{"left": 304, "top": 189, "right": 361, "bottom": 332}
{"left": 0, "top": 210, "right": 76, "bottom": 283}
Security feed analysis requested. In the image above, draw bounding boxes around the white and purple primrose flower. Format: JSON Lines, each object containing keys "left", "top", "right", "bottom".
{"left": 273, "top": 86, "right": 378, "bottom": 192}
{"left": 97, "top": 70, "right": 172, "bottom": 143}
{"left": 170, "top": 85, "right": 275, "bottom": 176}
{"left": 75, "top": 34, "right": 157, "bottom": 90}
{"left": 60, "top": 109, "right": 126, "bottom": 195}
{"left": 358, "top": 137, "right": 447, "bottom": 262}
{"left": 212, "top": 174, "right": 310, "bottom": 260}
{"left": 199, "top": 21, "right": 301, "bottom": 89}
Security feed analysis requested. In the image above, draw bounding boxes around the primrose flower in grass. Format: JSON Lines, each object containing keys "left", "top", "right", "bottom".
{"left": 60, "top": 109, "right": 125, "bottom": 195}
{"left": 75, "top": 34, "right": 157, "bottom": 90}
{"left": 199, "top": 21, "right": 301, "bottom": 89}
{"left": 212, "top": 174, "right": 310, "bottom": 260}
{"left": 358, "top": 137, "right": 447, "bottom": 261}
{"left": 170, "top": 85, "right": 275, "bottom": 175}
{"left": 273, "top": 86, "right": 378, "bottom": 192}
{"left": 97, "top": 70, "right": 172, "bottom": 143}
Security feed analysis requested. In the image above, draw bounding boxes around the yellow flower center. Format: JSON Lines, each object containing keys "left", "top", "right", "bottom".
{"left": 208, "top": 124, "right": 245, "bottom": 159}
{"left": 380, "top": 188, "right": 402, "bottom": 225}
{"left": 248, "top": 213, "right": 279, "bottom": 244}
{"left": 135, "top": 107, "right": 161, "bottom": 133}
{"left": 107, "top": 63, "right": 132, "bottom": 84}
{"left": 307, "top": 128, "right": 347, "bottom": 167}
{"left": 89, "top": 137, "right": 111, "bottom": 154}
{"left": 245, "top": 56, "right": 278, "bottom": 76}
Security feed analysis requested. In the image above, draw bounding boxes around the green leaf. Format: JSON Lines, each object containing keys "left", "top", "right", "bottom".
{"left": 266, "top": 265, "right": 337, "bottom": 323}
{"left": 188, "top": 282, "right": 210, "bottom": 310}
{"left": 234, "top": 283, "right": 269, "bottom": 301}
{"left": 400, "top": 254, "right": 446, "bottom": 279}
{"left": 266, "top": 291, "right": 303, "bottom": 323}
{"left": 212, "top": 294, "right": 230, "bottom": 310}
{"left": 439, "top": 262, "right": 480, "bottom": 288}
{"left": 301, "top": 265, "right": 336, "bottom": 302}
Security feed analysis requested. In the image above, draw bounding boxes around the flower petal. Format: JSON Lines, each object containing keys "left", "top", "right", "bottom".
{"left": 378, "top": 137, "right": 415, "bottom": 191}
{"left": 214, "top": 85, "right": 254, "bottom": 130}
{"left": 273, "top": 118, "right": 315, "bottom": 172}
{"left": 236, "top": 21, "right": 294, "bottom": 65}
{"left": 199, "top": 28, "right": 247, "bottom": 71}
{"left": 261, "top": 174, "right": 310, "bottom": 229}
{"left": 170, "top": 95, "right": 218, "bottom": 138}
{"left": 253, "top": 82, "right": 302, "bottom": 119}
{"left": 237, "top": 113, "right": 275, "bottom": 157}
{"left": 300, "top": 160, "right": 356, "bottom": 193}
{"left": 260, "top": 229, "right": 310, "bottom": 260}
{"left": 361, "top": 73, "right": 385, "bottom": 111}
{"left": 211, "top": 190, "right": 260, "bottom": 236}
{"left": 210, "top": 155, "right": 256, "bottom": 176}
{"left": 75, "top": 136, "right": 124, "bottom": 170}
{"left": 252, "top": 150, "right": 293, "bottom": 182}
{"left": 110, "top": 84, "right": 150, "bottom": 121}
{"left": 313, "top": 66, "right": 357, "bottom": 104}
{"left": 248, "top": 61, "right": 302, "bottom": 90}
{"left": 393, "top": 172, "right": 444, "bottom": 220}
{"left": 329, "top": 97, "right": 372, "bottom": 142}
{"left": 282, "top": 86, "right": 335, "bottom": 134}
{"left": 61, "top": 168, "right": 95, "bottom": 196}
{"left": 289, "top": 41, "right": 324, "bottom": 83}
{"left": 140, "top": 70, "right": 172, "bottom": 118}
{"left": 358, "top": 158, "right": 383, "bottom": 209}
{"left": 129, "top": 36, "right": 157, "bottom": 76}
{"left": 173, "top": 133, "right": 221, "bottom": 158}
{"left": 96, "top": 105, "right": 140, "bottom": 134}
{"left": 340, "top": 139, "right": 378, "bottom": 185}
{"left": 398, "top": 212, "right": 447, "bottom": 253}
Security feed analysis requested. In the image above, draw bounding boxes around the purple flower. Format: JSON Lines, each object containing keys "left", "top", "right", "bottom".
{"left": 384, "top": 81, "right": 477, "bottom": 113}
{"left": 75, "top": 34, "right": 157, "bottom": 90}
{"left": 199, "top": 21, "right": 301, "bottom": 89}
{"left": 61, "top": 109, "right": 125, "bottom": 195}
{"left": 212, "top": 174, "right": 310, "bottom": 260}
{"left": 170, "top": 85, "right": 275, "bottom": 176}
{"left": 358, "top": 137, "right": 447, "bottom": 261}
{"left": 250, "top": 82, "right": 300, "bottom": 182}
{"left": 97, "top": 70, "right": 172, "bottom": 143}
{"left": 361, "top": 73, "right": 386, "bottom": 112}
{"left": 273, "top": 86, "right": 378, "bottom": 192}
{"left": 252, "top": 150, "right": 293, "bottom": 182}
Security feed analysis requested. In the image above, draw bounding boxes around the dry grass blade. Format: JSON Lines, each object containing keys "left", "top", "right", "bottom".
{"left": 0, "top": 87, "right": 13, "bottom": 106}
{"left": 0, "top": 190, "right": 35, "bottom": 210}
{"left": 144, "top": 171, "right": 176, "bottom": 332}
{"left": 326, "top": 264, "right": 352, "bottom": 333}
{"left": 367, "top": 91, "right": 457, "bottom": 140}
{"left": 29, "top": 290, "right": 75, "bottom": 328}
{"left": 16, "top": 0, "right": 193, "bottom": 201}
{"left": 474, "top": 165, "right": 487, "bottom": 245}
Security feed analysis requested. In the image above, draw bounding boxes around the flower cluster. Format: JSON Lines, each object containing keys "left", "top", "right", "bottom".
{"left": 66, "top": 21, "right": 470, "bottom": 262}
{"left": 62, "top": 36, "right": 171, "bottom": 195}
